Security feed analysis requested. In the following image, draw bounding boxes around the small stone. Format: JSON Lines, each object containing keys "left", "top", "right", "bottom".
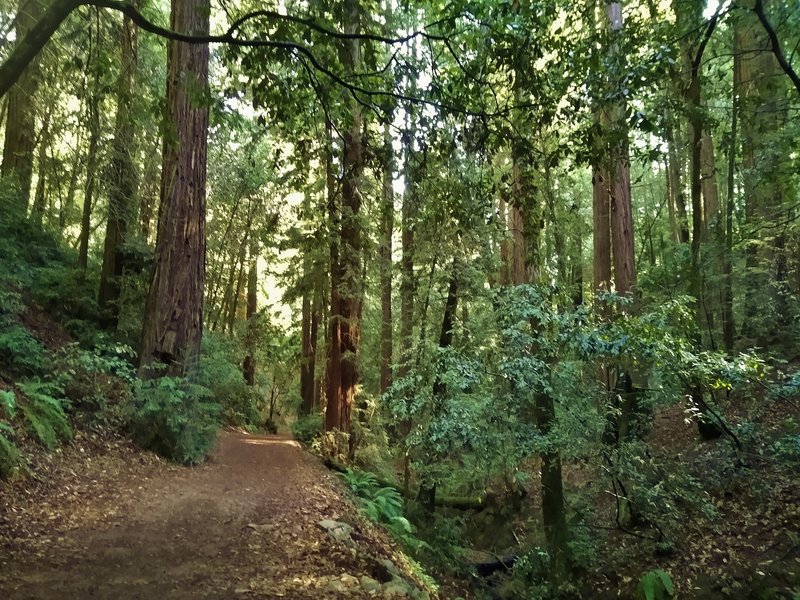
{"left": 382, "top": 578, "right": 412, "bottom": 597}
{"left": 340, "top": 573, "right": 359, "bottom": 587}
{"left": 361, "top": 575, "right": 382, "bottom": 595}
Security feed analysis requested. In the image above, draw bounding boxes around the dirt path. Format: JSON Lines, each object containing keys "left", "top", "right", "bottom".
{"left": 0, "top": 431, "right": 415, "bottom": 599}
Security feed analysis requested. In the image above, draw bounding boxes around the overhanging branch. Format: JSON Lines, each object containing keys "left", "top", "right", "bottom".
{"left": 752, "top": 0, "right": 800, "bottom": 97}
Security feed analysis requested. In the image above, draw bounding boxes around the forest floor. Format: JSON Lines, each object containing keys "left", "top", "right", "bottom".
{"left": 0, "top": 430, "right": 436, "bottom": 599}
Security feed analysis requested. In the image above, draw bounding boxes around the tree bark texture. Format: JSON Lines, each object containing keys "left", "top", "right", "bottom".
{"left": 139, "top": 0, "right": 209, "bottom": 377}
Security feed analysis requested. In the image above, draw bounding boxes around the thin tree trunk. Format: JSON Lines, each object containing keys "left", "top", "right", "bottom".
{"left": 30, "top": 109, "right": 51, "bottom": 227}
{"left": 78, "top": 10, "right": 102, "bottom": 271}
{"left": 722, "top": 48, "right": 738, "bottom": 353}
{"left": 242, "top": 241, "right": 257, "bottom": 386}
{"left": 98, "top": 10, "right": 139, "bottom": 326}
{"left": 379, "top": 118, "right": 394, "bottom": 395}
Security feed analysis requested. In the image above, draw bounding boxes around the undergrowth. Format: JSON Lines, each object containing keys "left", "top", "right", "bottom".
{"left": 128, "top": 375, "right": 221, "bottom": 465}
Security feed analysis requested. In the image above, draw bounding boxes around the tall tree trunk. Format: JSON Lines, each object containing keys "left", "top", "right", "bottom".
{"left": 98, "top": 10, "right": 139, "bottom": 326}
{"left": 418, "top": 257, "right": 460, "bottom": 511}
{"left": 139, "top": 0, "right": 210, "bottom": 377}
{"left": 242, "top": 241, "right": 258, "bottom": 386}
{"left": 737, "top": 0, "right": 788, "bottom": 339}
{"left": 722, "top": 46, "right": 739, "bottom": 353}
{"left": 2, "top": 0, "right": 43, "bottom": 217}
{"left": 511, "top": 30, "right": 568, "bottom": 576}
{"left": 379, "top": 118, "right": 394, "bottom": 395}
{"left": 78, "top": 9, "right": 102, "bottom": 271}
{"left": 325, "top": 0, "right": 364, "bottom": 434}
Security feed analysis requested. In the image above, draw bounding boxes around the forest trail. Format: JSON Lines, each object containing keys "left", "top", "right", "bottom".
{"left": 0, "top": 431, "right": 411, "bottom": 599}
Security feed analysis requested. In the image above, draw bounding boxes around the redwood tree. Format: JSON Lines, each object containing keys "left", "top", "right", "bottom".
{"left": 325, "top": 0, "right": 365, "bottom": 433}
{"left": 139, "top": 0, "right": 209, "bottom": 376}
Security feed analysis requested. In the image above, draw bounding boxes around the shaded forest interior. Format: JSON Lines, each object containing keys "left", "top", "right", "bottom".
{"left": 0, "top": 0, "right": 799, "bottom": 597}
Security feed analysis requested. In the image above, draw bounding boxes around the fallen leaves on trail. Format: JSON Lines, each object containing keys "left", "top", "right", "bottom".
{"left": 0, "top": 430, "right": 440, "bottom": 599}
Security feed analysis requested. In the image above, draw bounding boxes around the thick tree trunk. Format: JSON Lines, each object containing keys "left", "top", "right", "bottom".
{"left": 325, "top": 0, "right": 364, "bottom": 434}
{"left": 2, "top": 0, "right": 44, "bottom": 216}
{"left": 98, "top": 12, "right": 139, "bottom": 327}
{"left": 139, "top": 0, "right": 209, "bottom": 377}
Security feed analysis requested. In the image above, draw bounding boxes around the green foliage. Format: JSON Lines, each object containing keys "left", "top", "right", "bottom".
{"left": 0, "top": 288, "right": 45, "bottom": 376}
{"left": 291, "top": 413, "right": 323, "bottom": 444}
{"left": 636, "top": 569, "right": 674, "bottom": 600}
{"left": 52, "top": 341, "right": 136, "bottom": 413}
{"left": 771, "top": 432, "right": 800, "bottom": 468}
{"left": 197, "top": 333, "right": 260, "bottom": 428}
{"left": 340, "top": 469, "right": 428, "bottom": 552}
{"left": 17, "top": 381, "right": 72, "bottom": 450}
{"left": 0, "top": 389, "right": 16, "bottom": 417}
{"left": 128, "top": 376, "right": 221, "bottom": 465}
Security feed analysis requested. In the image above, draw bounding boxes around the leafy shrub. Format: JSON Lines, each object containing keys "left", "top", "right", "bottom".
{"left": 128, "top": 376, "right": 221, "bottom": 465}
{"left": 17, "top": 381, "right": 72, "bottom": 449}
{"left": 291, "top": 413, "right": 323, "bottom": 444}
{"left": 637, "top": 569, "right": 674, "bottom": 600}
{"left": 52, "top": 341, "right": 136, "bottom": 412}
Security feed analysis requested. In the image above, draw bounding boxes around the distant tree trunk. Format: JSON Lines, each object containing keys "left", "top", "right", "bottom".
{"left": 2, "top": 0, "right": 43, "bottom": 217}
{"left": 138, "top": 135, "right": 161, "bottom": 241}
{"left": 325, "top": 0, "right": 364, "bottom": 434}
{"left": 98, "top": 11, "right": 139, "bottom": 326}
{"left": 592, "top": 113, "right": 611, "bottom": 299}
{"left": 511, "top": 47, "right": 568, "bottom": 578}
{"left": 30, "top": 109, "right": 51, "bottom": 227}
{"left": 228, "top": 241, "right": 247, "bottom": 333}
{"left": 737, "top": 0, "right": 788, "bottom": 340}
{"left": 666, "top": 119, "right": 689, "bottom": 244}
{"left": 722, "top": 47, "right": 738, "bottom": 353}
{"left": 78, "top": 9, "right": 102, "bottom": 271}
{"left": 242, "top": 241, "right": 257, "bottom": 386}
{"left": 379, "top": 119, "right": 394, "bottom": 395}
{"left": 139, "top": 0, "right": 210, "bottom": 377}
{"left": 419, "top": 257, "right": 459, "bottom": 511}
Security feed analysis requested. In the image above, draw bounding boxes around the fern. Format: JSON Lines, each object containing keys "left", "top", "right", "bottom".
{"left": 0, "top": 426, "right": 23, "bottom": 478}
{"left": 339, "top": 469, "right": 430, "bottom": 552}
{"left": 17, "top": 381, "right": 71, "bottom": 449}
